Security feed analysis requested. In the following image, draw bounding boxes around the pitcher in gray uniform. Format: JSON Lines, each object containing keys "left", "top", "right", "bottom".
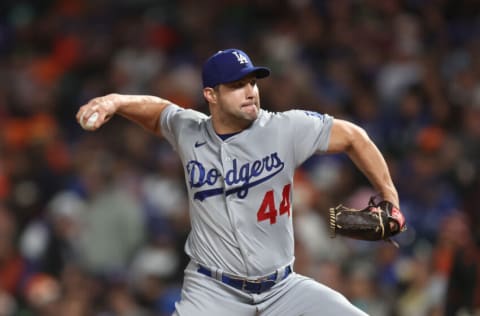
{"left": 77, "top": 48, "right": 401, "bottom": 315}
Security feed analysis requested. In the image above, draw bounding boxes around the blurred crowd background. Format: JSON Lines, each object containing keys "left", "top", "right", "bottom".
{"left": 0, "top": 0, "right": 479, "bottom": 315}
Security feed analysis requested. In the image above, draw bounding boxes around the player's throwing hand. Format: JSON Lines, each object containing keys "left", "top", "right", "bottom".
{"left": 76, "top": 93, "right": 119, "bottom": 131}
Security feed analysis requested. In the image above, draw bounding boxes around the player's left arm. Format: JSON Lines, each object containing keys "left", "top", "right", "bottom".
{"left": 327, "top": 119, "right": 398, "bottom": 207}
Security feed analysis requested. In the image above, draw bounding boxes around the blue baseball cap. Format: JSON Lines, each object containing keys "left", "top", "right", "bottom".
{"left": 202, "top": 48, "right": 271, "bottom": 88}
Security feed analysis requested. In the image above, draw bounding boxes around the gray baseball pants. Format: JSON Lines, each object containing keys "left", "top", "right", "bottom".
{"left": 172, "top": 261, "right": 368, "bottom": 316}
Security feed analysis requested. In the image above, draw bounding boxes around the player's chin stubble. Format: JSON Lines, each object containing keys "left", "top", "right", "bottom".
{"left": 241, "top": 102, "right": 260, "bottom": 120}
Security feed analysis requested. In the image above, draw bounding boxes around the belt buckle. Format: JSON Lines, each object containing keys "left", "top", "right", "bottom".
{"left": 242, "top": 277, "right": 259, "bottom": 292}
{"left": 245, "top": 276, "right": 272, "bottom": 294}
{"left": 240, "top": 268, "right": 289, "bottom": 294}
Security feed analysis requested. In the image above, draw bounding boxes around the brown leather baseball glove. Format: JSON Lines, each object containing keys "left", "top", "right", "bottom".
{"left": 329, "top": 197, "right": 406, "bottom": 247}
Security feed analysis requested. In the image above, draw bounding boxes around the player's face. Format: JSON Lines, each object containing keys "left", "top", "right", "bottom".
{"left": 213, "top": 74, "right": 261, "bottom": 129}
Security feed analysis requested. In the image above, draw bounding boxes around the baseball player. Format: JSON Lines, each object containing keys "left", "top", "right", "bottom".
{"left": 76, "top": 48, "right": 406, "bottom": 316}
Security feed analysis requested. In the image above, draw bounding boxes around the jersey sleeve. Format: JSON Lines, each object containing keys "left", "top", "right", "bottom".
{"left": 286, "top": 110, "right": 334, "bottom": 166}
{"left": 160, "top": 103, "right": 208, "bottom": 151}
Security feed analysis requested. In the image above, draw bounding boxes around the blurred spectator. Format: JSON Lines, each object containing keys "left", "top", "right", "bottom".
{"left": 0, "top": 205, "right": 30, "bottom": 299}
{"left": 128, "top": 223, "right": 182, "bottom": 315}
{"left": 57, "top": 263, "right": 96, "bottom": 316}
{"left": 396, "top": 253, "right": 444, "bottom": 316}
{"left": 103, "top": 282, "right": 152, "bottom": 316}
{"left": 21, "top": 273, "right": 62, "bottom": 316}
{"left": 71, "top": 141, "right": 146, "bottom": 276}
{"left": 445, "top": 217, "right": 480, "bottom": 315}
{"left": 346, "top": 261, "right": 390, "bottom": 316}
{"left": 19, "top": 190, "right": 86, "bottom": 276}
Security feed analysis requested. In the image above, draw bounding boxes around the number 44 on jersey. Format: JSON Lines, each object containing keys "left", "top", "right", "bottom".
{"left": 257, "top": 183, "right": 291, "bottom": 224}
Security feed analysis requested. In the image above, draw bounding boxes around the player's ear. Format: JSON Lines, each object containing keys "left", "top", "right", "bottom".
{"left": 203, "top": 87, "right": 217, "bottom": 104}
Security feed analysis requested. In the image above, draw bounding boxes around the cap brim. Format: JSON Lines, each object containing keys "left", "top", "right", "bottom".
{"left": 251, "top": 67, "right": 270, "bottom": 79}
{"left": 224, "top": 66, "right": 271, "bottom": 85}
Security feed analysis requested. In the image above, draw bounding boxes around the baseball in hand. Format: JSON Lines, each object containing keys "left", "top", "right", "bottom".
{"left": 81, "top": 112, "right": 99, "bottom": 130}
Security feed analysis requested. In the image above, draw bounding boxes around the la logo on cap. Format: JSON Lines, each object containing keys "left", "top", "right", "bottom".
{"left": 232, "top": 51, "right": 249, "bottom": 64}
{"left": 202, "top": 48, "right": 270, "bottom": 88}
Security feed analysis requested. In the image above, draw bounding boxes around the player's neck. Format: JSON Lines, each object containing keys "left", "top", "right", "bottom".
{"left": 211, "top": 117, "right": 252, "bottom": 134}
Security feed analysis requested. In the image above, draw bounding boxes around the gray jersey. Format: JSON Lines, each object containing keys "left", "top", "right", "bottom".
{"left": 160, "top": 104, "right": 333, "bottom": 278}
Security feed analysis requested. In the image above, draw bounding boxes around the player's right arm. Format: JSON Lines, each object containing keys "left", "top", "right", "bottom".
{"left": 76, "top": 93, "right": 172, "bottom": 135}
